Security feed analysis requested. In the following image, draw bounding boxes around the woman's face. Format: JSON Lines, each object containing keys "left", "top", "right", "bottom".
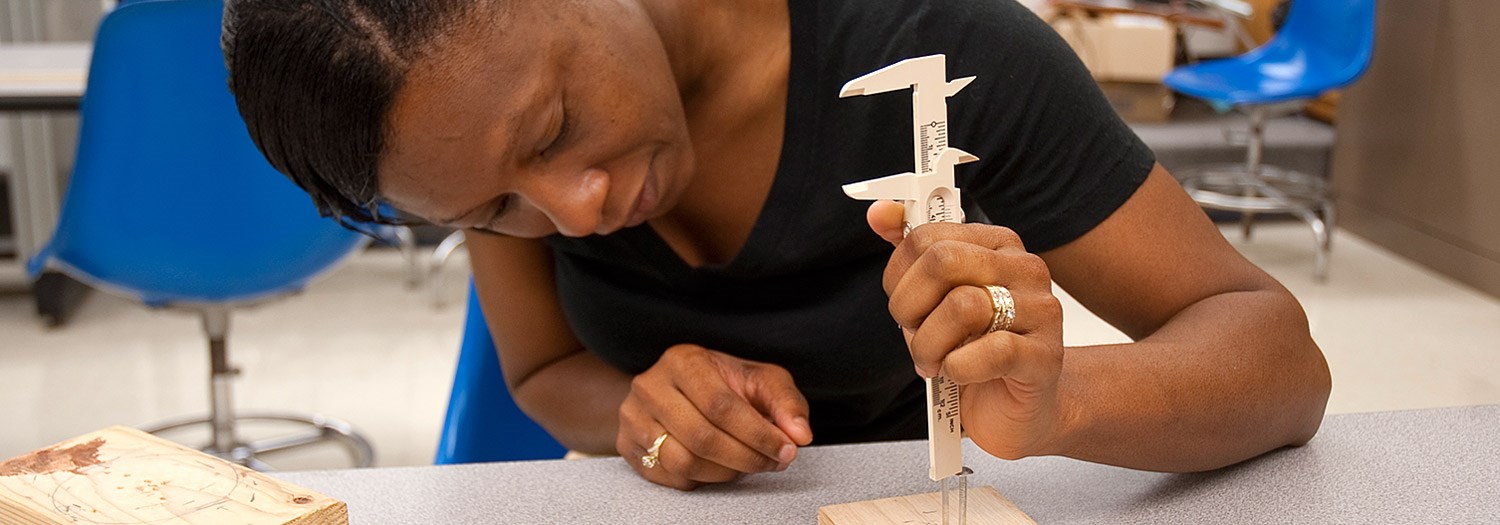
{"left": 378, "top": 1, "right": 694, "bottom": 238}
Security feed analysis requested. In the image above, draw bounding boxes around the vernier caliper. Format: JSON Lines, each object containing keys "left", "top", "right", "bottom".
{"left": 839, "top": 54, "right": 977, "bottom": 525}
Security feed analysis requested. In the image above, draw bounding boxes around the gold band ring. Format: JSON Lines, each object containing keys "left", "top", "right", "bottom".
{"left": 640, "top": 432, "right": 670, "bottom": 469}
{"left": 985, "top": 285, "right": 1016, "bottom": 334}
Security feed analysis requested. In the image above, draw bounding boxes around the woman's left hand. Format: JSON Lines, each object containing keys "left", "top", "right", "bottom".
{"left": 868, "top": 200, "right": 1070, "bottom": 460}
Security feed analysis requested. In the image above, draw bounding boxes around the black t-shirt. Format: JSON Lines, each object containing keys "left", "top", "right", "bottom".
{"left": 541, "top": 0, "right": 1154, "bottom": 444}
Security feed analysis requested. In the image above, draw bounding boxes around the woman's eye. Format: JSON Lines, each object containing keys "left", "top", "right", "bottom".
{"left": 543, "top": 107, "right": 571, "bottom": 155}
{"left": 487, "top": 194, "right": 514, "bottom": 226}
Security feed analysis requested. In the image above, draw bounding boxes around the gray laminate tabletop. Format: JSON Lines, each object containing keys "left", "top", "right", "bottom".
{"left": 0, "top": 42, "right": 89, "bottom": 111}
{"left": 279, "top": 405, "right": 1500, "bottom": 524}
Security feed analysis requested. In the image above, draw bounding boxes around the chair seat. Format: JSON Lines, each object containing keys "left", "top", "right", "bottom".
{"left": 1164, "top": 48, "right": 1357, "bottom": 106}
{"left": 1170, "top": 15, "right": 1374, "bottom": 109}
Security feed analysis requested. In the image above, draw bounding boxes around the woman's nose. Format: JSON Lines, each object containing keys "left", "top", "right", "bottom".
{"left": 524, "top": 166, "right": 610, "bottom": 237}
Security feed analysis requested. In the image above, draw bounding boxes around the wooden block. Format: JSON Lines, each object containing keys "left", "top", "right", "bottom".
{"left": 818, "top": 486, "right": 1035, "bottom": 525}
{"left": 0, "top": 426, "right": 347, "bottom": 525}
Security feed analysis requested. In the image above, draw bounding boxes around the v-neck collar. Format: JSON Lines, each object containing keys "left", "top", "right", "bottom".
{"left": 620, "top": 0, "right": 820, "bottom": 280}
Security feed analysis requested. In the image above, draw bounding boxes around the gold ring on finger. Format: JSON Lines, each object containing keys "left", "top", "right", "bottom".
{"left": 640, "top": 432, "right": 670, "bottom": 469}
{"left": 984, "top": 285, "right": 1016, "bottom": 333}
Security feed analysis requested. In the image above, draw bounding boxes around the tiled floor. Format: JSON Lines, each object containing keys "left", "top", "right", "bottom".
{"left": 2, "top": 222, "right": 1498, "bottom": 469}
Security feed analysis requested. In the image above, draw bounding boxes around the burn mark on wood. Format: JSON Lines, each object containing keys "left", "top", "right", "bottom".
{"left": 0, "top": 438, "right": 105, "bottom": 476}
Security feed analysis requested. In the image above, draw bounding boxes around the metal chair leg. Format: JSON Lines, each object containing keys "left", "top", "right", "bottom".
{"left": 1177, "top": 104, "right": 1336, "bottom": 281}
{"left": 394, "top": 226, "right": 423, "bottom": 289}
{"left": 138, "top": 308, "right": 376, "bottom": 470}
{"left": 203, "top": 308, "right": 238, "bottom": 455}
{"left": 1322, "top": 200, "right": 1337, "bottom": 252}
{"left": 430, "top": 231, "right": 467, "bottom": 309}
{"left": 1288, "top": 205, "right": 1330, "bottom": 282}
{"left": 141, "top": 413, "right": 375, "bottom": 469}
{"left": 1240, "top": 107, "right": 1266, "bottom": 242}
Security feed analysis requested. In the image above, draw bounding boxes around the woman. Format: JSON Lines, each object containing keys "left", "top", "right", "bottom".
{"left": 223, "top": 0, "right": 1331, "bottom": 490}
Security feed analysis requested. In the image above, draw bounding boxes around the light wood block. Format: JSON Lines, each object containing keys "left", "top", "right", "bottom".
{"left": 0, "top": 426, "right": 347, "bottom": 525}
{"left": 818, "top": 486, "right": 1035, "bottom": 525}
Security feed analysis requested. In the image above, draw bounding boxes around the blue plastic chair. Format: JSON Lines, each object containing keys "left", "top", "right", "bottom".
{"left": 1163, "top": 0, "right": 1376, "bottom": 281}
{"left": 28, "top": 0, "right": 374, "bottom": 469}
{"left": 435, "top": 282, "right": 567, "bottom": 464}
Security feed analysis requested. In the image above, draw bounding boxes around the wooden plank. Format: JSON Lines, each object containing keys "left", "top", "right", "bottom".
{"left": 0, "top": 426, "right": 347, "bottom": 525}
{"left": 818, "top": 486, "right": 1036, "bottom": 525}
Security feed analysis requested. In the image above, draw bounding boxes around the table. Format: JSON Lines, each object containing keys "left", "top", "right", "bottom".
{"left": 0, "top": 42, "right": 89, "bottom": 111}
{"left": 1, "top": 42, "right": 93, "bottom": 324}
{"left": 280, "top": 405, "right": 1500, "bottom": 524}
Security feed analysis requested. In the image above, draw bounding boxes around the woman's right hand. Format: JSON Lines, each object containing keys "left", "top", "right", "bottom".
{"left": 617, "top": 344, "right": 814, "bottom": 490}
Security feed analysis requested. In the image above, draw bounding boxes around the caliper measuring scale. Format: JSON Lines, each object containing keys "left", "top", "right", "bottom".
{"left": 839, "top": 53, "right": 978, "bottom": 525}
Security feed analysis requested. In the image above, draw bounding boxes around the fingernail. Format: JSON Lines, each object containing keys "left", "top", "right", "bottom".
{"left": 794, "top": 416, "right": 810, "bottom": 436}
{"left": 778, "top": 443, "right": 797, "bottom": 465}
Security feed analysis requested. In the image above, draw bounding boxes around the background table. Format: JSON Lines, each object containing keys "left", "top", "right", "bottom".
{"left": 280, "top": 405, "right": 1500, "bottom": 524}
{"left": 0, "top": 42, "right": 88, "bottom": 110}
{"left": 1, "top": 42, "right": 93, "bottom": 324}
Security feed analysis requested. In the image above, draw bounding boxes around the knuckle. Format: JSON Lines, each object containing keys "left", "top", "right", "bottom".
{"left": 703, "top": 391, "right": 741, "bottom": 422}
{"left": 677, "top": 455, "right": 734, "bottom": 482}
{"left": 1036, "top": 294, "right": 1063, "bottom": 320}
{"left": 761, "top": 365, "right": 795, "bottom": 388}
{"left": 685, "top": 426, "right": 722, "bottom": 456}
{"left": 677, "top": 459, "right": 710, "bottom": 480}
{"left": 662, "top": 344, "right": 695, "bottom": 361}
{"left": 888, "top": 298, "right": 919, "bottom": 328}
{"left": 628, "top": 373, "right": 651, "bottom": 393}
{"left": 925, "top": 241, "right": 968, "bottom": 277}
{"left": 616, "top": 435, "right": 633, "bottom": 457}
{"left": 991, "top": 226, "right": 1023, "bottom": 248}
{"left": 954, "top": 287, "right": 990, "bottom": 320}
{"left": 1016, "top": 253, "right": 1050, "bottom": 282}
{"left": 616, "top": 397, "right": 637, "bottom": 423}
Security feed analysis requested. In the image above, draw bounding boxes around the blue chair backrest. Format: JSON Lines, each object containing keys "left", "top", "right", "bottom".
{"left": 435, "top": 282, "right": 567, "bottom": 464}
{"left": 30, "top": 0, "right": 365, "bottom": 306}
{"left": 1260, "top": 0, "right": 1377, "bottom": 89}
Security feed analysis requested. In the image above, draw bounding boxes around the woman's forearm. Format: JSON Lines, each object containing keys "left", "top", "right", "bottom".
{"left": 511, "top": 350, "right": 632, "bottom": 455}
{"left": 1046, "top": 288, "right": 1331, "bottom": 472}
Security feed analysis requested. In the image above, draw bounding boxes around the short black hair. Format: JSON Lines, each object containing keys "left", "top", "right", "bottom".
{"left": 222, "top": 0, "right": 491, "bottom": 225}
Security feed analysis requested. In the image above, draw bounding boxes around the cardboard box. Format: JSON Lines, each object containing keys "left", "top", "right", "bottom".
{"left": 1053, "top": 13, "right": 1177, "bottom": 83}
{"left": 1099, "top": 81, "right": 1176, "bottom": 123}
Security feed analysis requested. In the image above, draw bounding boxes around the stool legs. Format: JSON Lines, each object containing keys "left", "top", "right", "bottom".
{"left": 1240, "top": 107, "right": 1266, "bottom": 241}
{"left": 1178, "top": 105, "right": 1336, "bottom": 281}
{"left": 430, "top": 231, "right": 468, "bottom": 308}
{"left": 204, "top": 308, "right": 238, "bottom": 455}
{"left": 394, "top": 226, "right": 424, "bottom": 289}
{"left": 139, "top": 308, "right": 376, "bottom": 470}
